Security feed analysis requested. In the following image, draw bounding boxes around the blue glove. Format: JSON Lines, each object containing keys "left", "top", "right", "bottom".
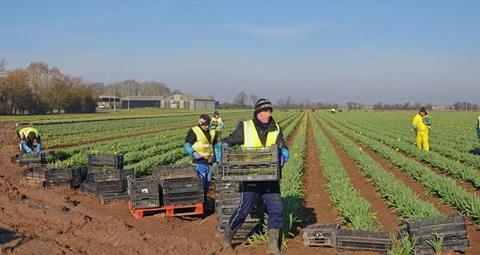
{"left": 21, "top": 141, "right": 32, "bottom": 153}
{"left": 34, "top": 143, "right": 42, "bottom": 153}
{"left": 214, "top": 143, "right": 222, "bottom": 163}
{"left": 222, "top": 143, "right": 229, "bottom": 149}
{"left": 193, "top": 152, "right": 203, "bottom": 159}
{"left": 184, "top": 143, "right": 195, "bottom": 156}
{"left": 280, "top": 147, "right": 289, "bottom": 167}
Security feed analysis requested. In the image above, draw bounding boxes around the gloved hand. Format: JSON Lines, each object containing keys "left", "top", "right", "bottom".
{"left": 280, "top": 147, "right": 289, "bottom": 167}
{"left": 34, "top": 143, "right": 42, "bottom": 153}
{"left": 193, "top": 152, "right": 203, "bottom": 160}
{"left": 214, "top": 143, "right": 222, "bottom": 163}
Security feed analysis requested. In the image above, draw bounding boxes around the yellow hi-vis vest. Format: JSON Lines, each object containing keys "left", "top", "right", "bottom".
{"left": 19, "top": 127, "right": 39, "bottom": 140}
{"left": 191, "top": 126, "right": 215, "bottom": 158}
{"left": 242, "top": 120, "right": 279, "bottom": 148}
{"left": 211, "top": 117, "right": 223, "bottom": 130}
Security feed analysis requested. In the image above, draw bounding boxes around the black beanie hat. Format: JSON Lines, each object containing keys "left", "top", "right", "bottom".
{"left": 419, "top": 107, "right": 427, "bottom": 114}
{"left": 254, "top": 98, "right": 273, "bottom": 114}
{"left": 199, "top": 114, "right": 211, "bottom": 125}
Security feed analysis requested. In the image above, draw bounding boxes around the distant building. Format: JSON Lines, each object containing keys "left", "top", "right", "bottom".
{"left": 97, "top": 96, "right": 121, "bottom": 109}
{"left": 119, "top": 94, "right": 216, "bottom": 110}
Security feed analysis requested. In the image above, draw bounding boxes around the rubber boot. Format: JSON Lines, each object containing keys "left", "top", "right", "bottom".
{"left": 222, "top": 226, "right": 236, "bottom": 250}
{"left": 267, "top": 228, "right": 281, "bottom": 255}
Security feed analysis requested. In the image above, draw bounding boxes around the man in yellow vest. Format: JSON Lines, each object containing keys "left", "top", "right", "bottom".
{"left": 412, "top": 107, "right": 432, "bottom": 151}
{"left": 210, "top": 111, "right": 224, "bottom": 136}
{"left": 220, "top": 99, "right": 289, "bottom": 255}
{"left": 17, "top": 127, "right": 42, "bottom": 154}
{"left": 184, "top": 114, "right": 219, "bottom": 199}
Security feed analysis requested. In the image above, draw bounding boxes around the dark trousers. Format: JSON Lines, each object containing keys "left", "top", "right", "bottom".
{"left": 228, "top": 181, "right": 283, "bottom": 231}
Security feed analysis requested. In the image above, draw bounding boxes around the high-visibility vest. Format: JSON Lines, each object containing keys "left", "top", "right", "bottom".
{"left": 19, "top": 127, "right": 39, "bottom": 140}
{"left": 242, "top": 120, "right": 279, "bottom": 148}
{"left": 191, "top": 126, "right": 215, "bottom": 158}
{"left": 211, "top": 117, "right": 223, "bottom": 130}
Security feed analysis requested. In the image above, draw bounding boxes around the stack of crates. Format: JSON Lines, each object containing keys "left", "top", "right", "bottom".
{"left": 152, "top": 165, "right": 204, "bottom": 207}
{"left": 22, "top": 166, "right": 86, "bottom": 189}
{"left": 220, "top": 145, "right": 280, "bottom": 181}
{"left": 215, "top": 181, "right": 262, "bottom": 240}
{"left": 81, "top": 153, "right": 134, "bottom": 204}
{"left": 127, "top": 176, "right": 160, "bottom": 209}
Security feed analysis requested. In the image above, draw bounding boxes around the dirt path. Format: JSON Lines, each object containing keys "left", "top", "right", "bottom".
{"left": 318, "top": 122, "right": 400, "bottom": 232}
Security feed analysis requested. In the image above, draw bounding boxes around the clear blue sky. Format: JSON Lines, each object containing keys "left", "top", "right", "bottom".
{"left": 1, "top": 0, "right": 479, "bottom": 104}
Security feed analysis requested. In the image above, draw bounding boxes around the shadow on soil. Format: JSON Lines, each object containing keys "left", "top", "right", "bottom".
{"left": 0, "top": 226, "right": 31, "bottom": 252}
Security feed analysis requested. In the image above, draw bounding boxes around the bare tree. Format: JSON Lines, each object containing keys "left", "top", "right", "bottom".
{"left": 249, "top": 94, "right": 258, "bottom": 106}
{"left": 234, "top": 92, "right": 248, "bottom": 106}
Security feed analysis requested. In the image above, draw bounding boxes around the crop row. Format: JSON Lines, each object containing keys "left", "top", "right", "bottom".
{"left": 337, "top": 114, "right": 480, "bottom": 168}
{"left": 322, "top": 115, "right": 480, "bottom": 224}
{"left": 316, "top": 114, "right": 442, "bottom": 221}
{"left": 329, "top": 117, "right": 480, "bottom": 188}
{"left": 55, "top": 111, "right": 303, "bottom": 175}
{"left": 310, "top": 113, "right": 378, "bottom": 230}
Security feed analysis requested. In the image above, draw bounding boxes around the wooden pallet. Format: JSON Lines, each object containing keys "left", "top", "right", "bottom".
{"left": 128, "top": 202, "right": 204, "bottom": 219}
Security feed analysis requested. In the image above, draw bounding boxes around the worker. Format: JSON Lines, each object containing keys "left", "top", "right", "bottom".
{"left": 476, "top": 116, "right": 480, "bottom": 140}
{"left": 210, "top": 111, "right": 224, "bottom": 137}
{"left": 412, "top": 107, "right": 431, "bottom": 151}
{"left": 17, "top": 127, "right": 42, "bottom": 154}
{"left": 183, "top": 114, "right": 219, "bottom": 199}
{"left": 220, "top": 98, "right": 289, "bottom": 255}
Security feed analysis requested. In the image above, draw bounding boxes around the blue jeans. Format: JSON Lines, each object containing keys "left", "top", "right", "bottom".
{"left": 228, "top": 181, "right": 283, "bottom": 230}
{"left": 194, "top": 163, "right": 212, "bottom": 195}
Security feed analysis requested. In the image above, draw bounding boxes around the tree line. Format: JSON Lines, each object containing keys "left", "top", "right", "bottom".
{"left": 0, "top": 59, "right": 179, "bottom": 115}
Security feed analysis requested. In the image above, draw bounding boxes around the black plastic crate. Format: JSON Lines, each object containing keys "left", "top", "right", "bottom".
{"left": 100, "top": 191, "right": 129, "bottom": 204}
{"left": 86, "top": 169, "right": 122, "bottom": 182}
{"left": 11, "top": 153, "right": 47, "bottom": 165}
{"left": 23, "top": 166, "right": 48, "bottom": 181}
{"left": 72, "top": 167, "right": 88, "bottom": 182}
{"left": 215, "top": 181, "right": 241, "bottom": 194}
{"left": 216, "top": 217, "right": 261, "bottom": 240}
{"left": 128, "top": 176, "right": 160, "bottom": 209}
{"left": 45, "top": 168, "right": 73, "bottom": 181}
{"left": 161, "top": 177, "right": 203, "bottom": 193}
{"left": 97, "top": 180, "right": 127, "bottom": 193}
{"left": 220, "top": 145, "right": 280, "bottom": 182}
{"left": 221, "top": 145, "right": 279, "bottom": 164}
{"left": 152, "top": 165, "right": 197, "bottom": 180}
{"left": 303, "top": 224, "right": 339, "bottom": 247}
{"left": 162, "top": 191, "right": 204, "bottom": 206}
{"left": 336, "top": 229, "right": 392, "bottom": 253}
{"left": 45, "top": 177, "right": 80, "bottom": 189}
{"left": 405, "top": 212, "right": 469, "bottom": 255}
{"left": 88, "top": 153, "right": 123, "bottom": 168}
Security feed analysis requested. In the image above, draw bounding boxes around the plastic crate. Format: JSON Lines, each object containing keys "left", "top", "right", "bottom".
{"left": 152, "top": 165, "right": 197, "bottom": 180}
{"left": 303, "top": 224, "right": 339, "bottom": 247}
{"left": 87, "top": 153, "right": 123, "bottom": 168}
{"left": 45, "top": 177, "right": 80, "bottom": 189}
{"left": 220, "top": 145, "right": 280, "bottom": 181}
{"left": 160, "top": 177, "right": 204, "bottom": 206}
{"left": 405, "top": 212, "right": 469, "bottom": 255}
{"left": 336, "top": 229, "right": 392, "bottom": 253}
{"left": 45, "top": 168, "right": 73, "bottom": 181}
{"left": 23, "top": 166, "right": 48, "bottom": 181}
{"left": 128, "top": 176, "right": 160, "bottom": 209}
{"left": 11, "top": 153, "right": 47, "bottom": 165}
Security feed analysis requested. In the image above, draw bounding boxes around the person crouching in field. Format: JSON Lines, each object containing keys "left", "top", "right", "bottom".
{"left": 183, "top": 114, "right": 219, "bottom": 204}
{"left": 411, "top": 107, "right": 432, "bottom": 151}
{"left": 17, "top": 127, "right": 42, "bottom": 154}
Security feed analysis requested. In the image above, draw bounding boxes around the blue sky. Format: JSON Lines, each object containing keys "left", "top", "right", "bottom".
{"left": 1, "top": 0, "right": 479, "bottom": 104}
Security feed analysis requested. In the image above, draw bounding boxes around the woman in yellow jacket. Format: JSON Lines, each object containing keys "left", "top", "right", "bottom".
{"left": 411, "top": 107, "right": 432, "bottom": 151}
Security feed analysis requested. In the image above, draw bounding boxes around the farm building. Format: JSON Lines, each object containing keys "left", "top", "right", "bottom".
{"left": 120, "top": 94, "right": 216, "bottom": 110}
{"left": 97, "top": 96, "right": 121, "bottom": 109}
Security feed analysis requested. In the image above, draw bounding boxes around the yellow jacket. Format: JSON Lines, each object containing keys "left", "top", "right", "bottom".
{"left": 412, "top": 114, "right": 430, "bottom": 132}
